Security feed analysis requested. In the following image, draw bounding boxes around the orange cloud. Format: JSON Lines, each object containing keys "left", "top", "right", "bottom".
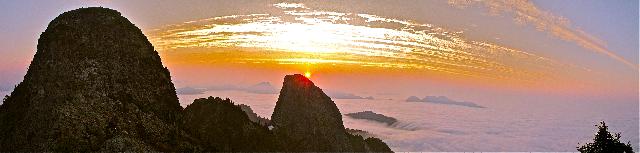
{"left": 146, "top": 2, "right": 617, "bottom": 91}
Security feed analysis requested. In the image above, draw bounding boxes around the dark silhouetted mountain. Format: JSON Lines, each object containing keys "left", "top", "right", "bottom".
{"left": 346, "top": 128, "right": 375, "bottom": 138}
{"left": 271, "top": 74, "right": 351, "bottom": 151}
{"left": 0, "top": 7, "right": 392, "bottom": 152}
{"left": 271, "top": 74, "right": 392, "bottom": 152}
{"left": 406, "top": 95, "right": 485, "bottom": 108}
{"left": 0, "top": 7, "right": 183, "bottom": 151}
{"left": 182, "top": 97, "right": 281, "bottom": 151}
{"left": 364, "top": 137, "right": 393, "bottom": 152}
{"left": 238, "top": 104, "right": 271, "bottom": 126}
{"left": 346, "top": 111, "right": 398, "bottom": 125}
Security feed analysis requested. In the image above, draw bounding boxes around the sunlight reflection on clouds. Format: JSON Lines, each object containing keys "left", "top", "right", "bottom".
{"left": 148, "top": 2, "right": 586, "bottom": 84}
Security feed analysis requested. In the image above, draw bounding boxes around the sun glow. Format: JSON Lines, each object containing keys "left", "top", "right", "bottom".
{"left": 304, "top": 71, "right": 312, "bottom": 78}
{"left": 147, "top": 2, "right": 602, "bottom": 87}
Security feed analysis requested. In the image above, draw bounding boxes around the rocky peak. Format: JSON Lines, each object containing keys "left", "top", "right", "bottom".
{"left": 0, "top": 7, "right": 181, "bottom": 151}
{"left": 270, "top": 74, "right": 355, "bottom": 151}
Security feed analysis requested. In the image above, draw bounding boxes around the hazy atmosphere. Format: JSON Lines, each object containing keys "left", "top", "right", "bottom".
{"left": 0, "top": 0, "right": 638, "bottom": 152}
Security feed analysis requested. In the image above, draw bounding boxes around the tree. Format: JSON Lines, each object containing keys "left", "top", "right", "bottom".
{"left": 577, "top": 121, "right": 634, "bottom": 153}
{"left": 2, "top": 95, "right": 8, "bottom": 103}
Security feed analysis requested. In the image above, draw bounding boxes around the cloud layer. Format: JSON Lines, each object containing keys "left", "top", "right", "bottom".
{"left": 181, "top": 91, "right": 639, "bottom": 151}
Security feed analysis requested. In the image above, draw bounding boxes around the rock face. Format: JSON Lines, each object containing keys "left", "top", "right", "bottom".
{"left": 271, "top": 74, "right": 392, "bottom": 152}
{"left": 182, "top": 97, "right": 280, "bottom": 151}
{"left": 238, "top": 104, "right": 271, "bottom": 126}
{"left": 0, "top": 7, "right": 182, "bottom": 151}
{"left": 271, "top": 74, "right": 351, "bottom": 151}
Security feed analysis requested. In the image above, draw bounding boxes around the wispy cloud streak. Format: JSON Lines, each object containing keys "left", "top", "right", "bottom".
{"left": 147, "top": 2, "right": 588, "bottom": 84}
{"left": 448, "top": 0, "right": 637, "bottom": 69}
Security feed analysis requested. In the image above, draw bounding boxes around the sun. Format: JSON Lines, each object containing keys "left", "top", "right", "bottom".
{"left": 304, "top": 71, "right": 312, "bottom": 78}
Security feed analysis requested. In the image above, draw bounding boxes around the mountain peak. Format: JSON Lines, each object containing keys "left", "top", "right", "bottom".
{"left": 0, "top": 7, "right": 181, "bottom": 151}
{"left": 283, "top": 74, "right": 314, "bottom": 87}
{"left": 271, "top": 74, "right": 391, "bottom": 152}
{"left": 272, "top": 74, "right": 349, "bottom": 151}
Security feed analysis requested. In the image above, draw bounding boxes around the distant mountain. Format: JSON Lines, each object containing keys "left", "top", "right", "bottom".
{"left": 204, "top": 84, "right": 242, "bottom": 91}
{"left": 345, "top": 111, "right": 398, "bottom": 125}
{"left": 190, "top": 82, "right": 278, "bottom": 94}
{"left": 406, "top": 95, "right": 485, "bottom": 108}
{"left": 271, "top": 74, "right": 392, "bottom": 152}
{"left": 176, "top": 87, "right": 207, "bottom": 95}
{"left": 406, "top": 96, "right": 421, "bottom": 102}
{"left": 327, "top": 91, "right": 375, "bottom": 100}
{"left": 245, "top": 82, "right": 278, "bottom": 94}
{"left": 0, "top": 7, "right": 392, "bottom": 152}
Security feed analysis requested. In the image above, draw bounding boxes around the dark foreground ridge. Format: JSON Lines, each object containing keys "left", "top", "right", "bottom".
{"left": 0, "top": 7, "right": 391, "bottom": 152}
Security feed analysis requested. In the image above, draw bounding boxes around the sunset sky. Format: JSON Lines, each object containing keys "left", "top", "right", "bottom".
{"left": 0, "top": 0, "right": 638, "bottom": 103}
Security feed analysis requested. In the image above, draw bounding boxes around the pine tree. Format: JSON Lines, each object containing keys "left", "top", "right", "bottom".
{"left": 578, "top": 121, "right": 634, "bottom": 153}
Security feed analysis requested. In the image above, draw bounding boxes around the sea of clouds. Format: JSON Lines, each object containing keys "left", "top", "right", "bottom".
{"left": 177, "top": 90, "right": 638, "bottom": 152}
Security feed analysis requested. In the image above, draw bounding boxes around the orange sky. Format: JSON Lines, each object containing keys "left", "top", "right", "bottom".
{"left": 0, "top": 0, "right": 637, "bottom": 104}
{"left": 146, "top": 2, "right": 637, "bottom": 101}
